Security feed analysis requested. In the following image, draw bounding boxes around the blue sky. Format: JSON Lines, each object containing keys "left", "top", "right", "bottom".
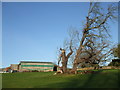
{"left": 2, "top": 2, "right": 118, "bottom": 68}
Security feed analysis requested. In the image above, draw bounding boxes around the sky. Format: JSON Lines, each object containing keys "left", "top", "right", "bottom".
{"left": 2, "top": 2, "right": 118, "bottom": 68}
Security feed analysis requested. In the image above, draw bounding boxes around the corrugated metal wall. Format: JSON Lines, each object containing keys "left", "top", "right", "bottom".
{"left": 19, "top": 62, "right": 54, "bottom": 72}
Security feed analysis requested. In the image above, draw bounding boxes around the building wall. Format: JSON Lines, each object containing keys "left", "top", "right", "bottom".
{"left": 11, "top": 64, "right": 19, "bottom": 70}
{"left": 19, "top": 62, "right": 54, "bottom": 72}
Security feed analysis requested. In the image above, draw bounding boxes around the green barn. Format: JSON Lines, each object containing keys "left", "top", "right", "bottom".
{"left": 18, "top": 61, "right": 57, "bottom": 72}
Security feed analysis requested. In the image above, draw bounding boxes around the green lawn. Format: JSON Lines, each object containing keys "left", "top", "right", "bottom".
{"left": 2, "top": 69, "right": 120, "bottom": 88}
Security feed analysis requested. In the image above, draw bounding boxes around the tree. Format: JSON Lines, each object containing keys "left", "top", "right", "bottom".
{"left": 58, "top": 47, "right": 73, "bottom": 73}
{"left": 108, "top": 44, "right": 120, "bottom": 67}
{"left": 108, "top": 60, "right": 120, "bottom": 67}
{"left": 71, "top": 2, "right": 117, "bottom": 73}
{"left": 58, "top": 28, "right": 79, "bottom": 73}
{"left": 113, "top": 44, "right": 120, "bottom": 59}
{"left": 58, "top": 2, "right": 117, "bottom": 74}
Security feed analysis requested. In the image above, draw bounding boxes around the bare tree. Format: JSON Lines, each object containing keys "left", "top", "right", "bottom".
{"left": 71, "top": 2, "right": 117, "bottom": 73}
{"left": 58, "top": 27, "right": 79, "bottom": 73}
{"left": 57, "top": 2, "right": 117, "bottom": 74}
{"left": 58, "top": 42, "right": 73, "bottom": 73}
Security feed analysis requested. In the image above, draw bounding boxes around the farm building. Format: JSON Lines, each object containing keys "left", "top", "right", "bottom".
{"left": 18, "top": 61, "right": 58, "bottom": 72}
{"left": 3, "top": 67, "right": 13, "bottom": 73}
{"left": 11, "top": 64, "right": 19, "bottom": 71}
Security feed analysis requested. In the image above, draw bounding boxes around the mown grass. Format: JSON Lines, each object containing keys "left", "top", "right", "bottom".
{"left": 2, "top": 69, "right": 120, "bottom": 88}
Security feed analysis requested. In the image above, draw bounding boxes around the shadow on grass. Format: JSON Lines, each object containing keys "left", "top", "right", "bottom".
{"left": 34, "top": 70, "right": 119, "bottom": 88}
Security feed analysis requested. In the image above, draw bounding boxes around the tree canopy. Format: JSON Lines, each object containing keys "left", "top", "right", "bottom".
{"left": 113, "top": 44, "right": 120, "bottom": 59}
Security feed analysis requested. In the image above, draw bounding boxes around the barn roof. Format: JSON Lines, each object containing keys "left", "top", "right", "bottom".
{"left": 20, "top": 61, "right": 54, "bottom": 64}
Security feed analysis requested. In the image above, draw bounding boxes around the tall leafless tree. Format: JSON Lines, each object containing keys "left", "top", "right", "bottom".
{"left": 58, "top": 2, "right": 117, "bottom": 74}
{"left": 58, "top": 42, "right": 73, "bottom": 73}
{"left": 58, "top": 27, "right": 79, "bottom": 73}
{"left": 71, "top": 2, "right": 117, "bottom": 73}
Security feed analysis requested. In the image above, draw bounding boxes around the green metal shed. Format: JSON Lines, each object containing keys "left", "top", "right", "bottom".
{"left": 18, "top": 61, "right": 57, "bottom": 72}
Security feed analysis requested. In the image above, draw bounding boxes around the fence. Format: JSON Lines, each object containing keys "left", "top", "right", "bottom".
{"left": 77, "top": 66, "right": 120, "bottom": 71}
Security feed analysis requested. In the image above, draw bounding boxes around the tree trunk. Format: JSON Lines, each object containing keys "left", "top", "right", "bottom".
{"left": 71, "top": 64, "right": 78, "bottom": 74}
{"left": 71, "top": 34, "right": 86, "bottom": 73}
{"left": 60, "top": 47, "right": 73, "bottom": 74}
{"left": 62, "top": 60, "right": 67, "bottom": 73}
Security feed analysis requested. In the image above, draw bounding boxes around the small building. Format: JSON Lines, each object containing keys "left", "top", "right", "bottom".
{"left": 4, "top": 67, "right": 13, "bottom": 73}
{"left": 18, "top": 61, "right": 58, "bottom": 72}
{"left": 11, "top": 64, "right": 19, "bottom": 71}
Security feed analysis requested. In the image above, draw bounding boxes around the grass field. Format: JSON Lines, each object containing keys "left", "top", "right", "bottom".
{"left": 2, "top": 69, "right": 120, "bottom": 88}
